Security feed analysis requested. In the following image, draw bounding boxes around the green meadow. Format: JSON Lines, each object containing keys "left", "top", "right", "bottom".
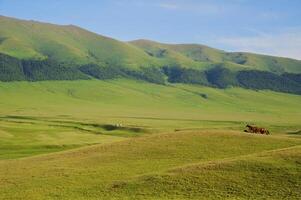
{"left": 0, "top": 79, "right": 301, "bottom": 199}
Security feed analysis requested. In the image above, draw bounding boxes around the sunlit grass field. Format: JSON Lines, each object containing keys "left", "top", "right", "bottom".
{"left": 0, "top": 79, "right": 300, "bottom": 199}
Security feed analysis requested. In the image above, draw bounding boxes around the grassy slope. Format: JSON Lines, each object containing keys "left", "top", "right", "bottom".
{"left": 0, "top": 79, "right": 301, "bottom": 199}
{"left": 114, "top": 143, "right": 301, "bottom": 200}
{"left": 1, "top": 16, "right": 301, "bottom": 74}
{"left": 1, "top": 79, "right": 301, "bottom": 125}
{"left": 0, "top": 119, "right": 127, "bottom": 159}
{"left": 0, "top": 79, "right": 301, "bottom": 159}
{"left": 130, "top": 39, "right": 225, "bottom": 63}
{"left": 167, "top": 43, "right": 301, "bottom": 73}
{"left": 128, "top": 39, "right": 212, "bottom": 70}
{"left": 0, "top": 16, "right": 158, "bottom": 68}
{"left": 0, "top": 131, "right": 300, "bottom": 199}
{"left": 130, "top": 39, "right": 301, "bottom": 73}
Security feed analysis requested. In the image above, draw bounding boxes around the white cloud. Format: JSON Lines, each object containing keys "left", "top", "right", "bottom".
{"left": 157, "top": 1, "right": 229, "bottom": 15}
{"left": 217, "top": 30, "right": 301, "bottom": 60}
{"left": 159, "top": 3, "right": 180, "bottom": 10}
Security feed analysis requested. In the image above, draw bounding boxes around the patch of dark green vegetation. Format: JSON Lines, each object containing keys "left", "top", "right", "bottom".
{"left": 162, "top": 65, "right": 208, "bottom": 85}
{"left": 199, "top": 93, "right": 208, "bottom": 99}
{"left": 237, "top": 70, "right": 301, "bottom": 95}
{"left": 1, "top": 52, "right": 301, "bottom": 95}
{"left": 0, "top": 53, "right": 25, "bottom": 81}
{"left": 0, "top": 53, "right": 164, "bottom": 83}
{"left": 22, "top": 59, "right": 89, "bottom": 81}
{"left": 205, "top": 65, "right": 238, "bottom": 88}
{"left": 225, "top": 52, "right": 248, "bottom": 65}
{"left": 163, "top": 65, "right": 301, "bottom": 95}
{"left": 145, "top": 48, "right": 167, "bottom": 58}
{"left": 282, "top": 73, "right": 301, "bottom": 84}
{"left": 79, "top": 63, "right": 125, "bottom": 80}
{"left": 79, "top": 62, "right": 165, "bottom": 84}
{"left": 123, "top": 66, "right": 166, "bottom": 84}
{"left": 0, "top": 53, "right": 89, "bottom": 81}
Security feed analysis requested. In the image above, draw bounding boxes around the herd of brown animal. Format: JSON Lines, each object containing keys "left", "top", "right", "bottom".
{"left": 244, "top": 125, "right": 270, "bottom": 135}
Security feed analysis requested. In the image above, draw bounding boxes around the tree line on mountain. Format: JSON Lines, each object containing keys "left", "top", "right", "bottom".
{"left": 0, "top": 53, "right": 88, "bottom": 81}
{"left": 1, "top": 53, "right": 301, "bottom": 95}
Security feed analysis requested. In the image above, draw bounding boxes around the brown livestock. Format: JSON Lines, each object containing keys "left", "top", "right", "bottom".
{"left": 245, "top": 125, "right": 270, "bottom": 135}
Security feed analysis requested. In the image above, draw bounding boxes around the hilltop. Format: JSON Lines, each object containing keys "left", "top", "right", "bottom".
{"left": 130, "top": 39, "right": 301, "bottom": 74}
{"left": 0, "top": 15, "right": 301, "bottom": 94}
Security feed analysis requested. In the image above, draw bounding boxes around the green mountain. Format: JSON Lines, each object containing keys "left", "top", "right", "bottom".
{"left": 130, "top": 39, "right": 301, "bottom": 74}
{"left": 0, "top": 15, "right": 159, "bottom": 68}
{"left": 0, "top": 15, "right": 301, "bottom": 94}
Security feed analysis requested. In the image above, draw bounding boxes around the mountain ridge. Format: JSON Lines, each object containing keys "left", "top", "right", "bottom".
{"left": 130, "top": 39, "right": 301, "bottom": 74}
{"left": 1, "top": 15, "right": 301, "bottom": 72}
{"left": 130, "top": 38, "right": 301, "bottom": 61}
{"left": 1, "top": 15, "right": 301, "bottom": 95}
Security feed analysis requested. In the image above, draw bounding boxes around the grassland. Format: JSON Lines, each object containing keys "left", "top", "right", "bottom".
{"left": 1, "top": 14, "right": 301, "bottom": 200}
{"left": 0, "top": 131, "right": 300, "bottom": 199}
{"left": 1, "top": 79, "right": 301, "bottom": 123}
{"left": 0, "top": 79, "right": 300, "bottom": 199}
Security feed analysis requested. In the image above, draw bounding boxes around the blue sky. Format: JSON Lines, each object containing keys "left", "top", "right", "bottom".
{"left": 0, "top": 0, "right": 300, "bottom": 59}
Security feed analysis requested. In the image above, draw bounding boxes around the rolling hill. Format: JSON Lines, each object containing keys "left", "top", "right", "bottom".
{"left": 0, "top": 14, "right": 301, "bottom": 101}
{"left": 130, "top": 39, "right": 301, "bottom": 74}
{"left": 0, "top": 79, "right": 300, "bottom": 199}
{"left": 0, "top": 15, "right": 301, "bottom": 200}
{"left": 0, "top": 15, "right": 158, "bottom": 67}
{"left": 1, "top": 15, "right": 301, "bottom": 94}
